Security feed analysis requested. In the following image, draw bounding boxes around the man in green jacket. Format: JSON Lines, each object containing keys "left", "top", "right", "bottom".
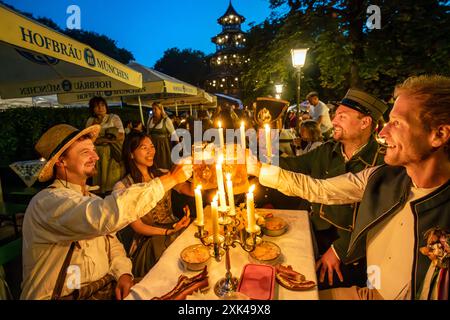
{"left": 276, "top": 89, "right": 388, "bottom": 289}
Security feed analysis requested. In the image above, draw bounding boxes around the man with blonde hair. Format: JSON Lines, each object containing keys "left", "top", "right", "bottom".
{"left": 249, "top": 75, "right": 450, "bottom": 299}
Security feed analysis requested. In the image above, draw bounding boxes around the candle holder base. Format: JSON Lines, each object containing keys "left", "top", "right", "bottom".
{"left": 214, "top": 276, "right": 239, "bottom": 298}
{"left": 245, "top": 235, "right": 262, "bottom": 247}
{"left": 194, "top": 227, "right": 208, "bottom": 239}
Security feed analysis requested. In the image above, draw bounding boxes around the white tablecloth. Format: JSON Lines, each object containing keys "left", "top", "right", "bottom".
{"left": 125, "top": 208, "right": 319, "bottom": 300}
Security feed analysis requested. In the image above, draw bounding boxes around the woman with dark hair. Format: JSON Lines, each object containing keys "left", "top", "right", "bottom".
{"left": 113, "top": 131, "right": 191, "bottom": 277}
{"left": 146, "top": 102, "right": 178, "bottom": 170}
{"left": 86, "top": 96, "right": 125, "bottom": 194}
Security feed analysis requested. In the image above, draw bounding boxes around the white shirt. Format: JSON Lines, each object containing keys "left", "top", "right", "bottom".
{"left": 258, "top": 164, "right": 439, "bottom": 300}
{"left": 366, "top": 185, "right": 439, "bottom": 299}
{"left": 309, "top": 101, "right": 333, "bottom": 133}
{"left": 21, "top": 178, "right": 165, "bottom": 299}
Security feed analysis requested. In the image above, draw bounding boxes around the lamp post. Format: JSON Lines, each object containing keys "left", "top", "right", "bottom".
{"left": 291, "top": 48, "right": 309, "bottom": 115}
{"left": 275, "top": 84, "right": 283, "bottom": 100}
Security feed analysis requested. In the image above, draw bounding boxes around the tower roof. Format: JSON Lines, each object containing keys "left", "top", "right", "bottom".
{"left": 218, "top": 1, "right": 245, "bottom": 24}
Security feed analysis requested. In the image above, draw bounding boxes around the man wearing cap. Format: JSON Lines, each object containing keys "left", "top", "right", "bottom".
{"left": 21, "top": 124, "right": 193, "bottom": 300}
{"left": 248, "top": 75, "right": 450, "bottom": 299}
{"left": 274, "top": 88, "right": 388, "bottom": 290}
{"left": 304, "top": 91, "right": 333, "bottom": 138}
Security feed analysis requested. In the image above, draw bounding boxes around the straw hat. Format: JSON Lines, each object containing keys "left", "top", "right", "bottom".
{"left": 35, "top": 124, "right": 101, "bottom": 182}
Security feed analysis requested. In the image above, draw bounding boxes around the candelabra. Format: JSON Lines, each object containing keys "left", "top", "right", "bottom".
{"left": 194, "top": 206, "right": 262, "bottom": 298}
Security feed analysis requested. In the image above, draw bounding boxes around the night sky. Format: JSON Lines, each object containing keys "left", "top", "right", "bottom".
{"left": 2, "top": 0, "right": 288, "bottom": 67}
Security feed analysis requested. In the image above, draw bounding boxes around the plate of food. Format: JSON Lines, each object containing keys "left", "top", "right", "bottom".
{"left": 180, "top": 244, "right": 211, "bottom": 271}
{"left": 262, "top": 216, "right": 288, "bottom": 237}
{"left": 249, "top": 241, "right": 282, "bottom": 265}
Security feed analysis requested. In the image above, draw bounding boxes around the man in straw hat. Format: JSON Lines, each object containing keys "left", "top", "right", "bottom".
{"left": 248, "top": 75, "right": 450, "bottom": 299}
{"left": 21, "top": 124, "right": 192, "bottom": 300}
{"left": 265, "top": 88, "right": 388, "bottom": 290}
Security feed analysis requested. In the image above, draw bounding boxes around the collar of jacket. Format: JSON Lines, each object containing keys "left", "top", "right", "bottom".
{"left": 345, "top": 165, "right": 450, "bottom": 298}
{"left": 331, "top": 135, "right": 383, "bottom": 165}
{"left": 346, "top": 165, "right": 413, "bottom": 262}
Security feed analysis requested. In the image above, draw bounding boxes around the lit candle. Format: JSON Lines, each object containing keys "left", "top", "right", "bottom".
{"left": 246, "top": 184, "right": 256, "bottom": 232}
{"left": 225, "top": 173, "right": 236, "bottom": 216}
{"left": 215, "top": 154, "right": 227, "bottom": 210}
{"left": 211, "top": 194, "right": 219, "bottom": 244}
{"left": 265, "top": 124, "right": 272, "bottom": 160}
{"left": 240, "top": 121, "right": 246, "bottom": 151}
{"left": 218, "top": 120, "right": 224, "bottom": 150}
{"left": 194, "top": 185, "right": 204, "bottom": 226}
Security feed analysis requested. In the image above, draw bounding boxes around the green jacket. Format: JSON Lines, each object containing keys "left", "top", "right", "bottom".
{"left": 346, "top": 165, "right": 450, "bottom": 299}
{"left": 279, "top": 136, "right": 385, "bottom": 258}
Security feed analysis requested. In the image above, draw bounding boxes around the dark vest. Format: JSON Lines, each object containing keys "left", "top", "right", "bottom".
{"left": 345, "top": 165, "right": 450, "bottom": 299}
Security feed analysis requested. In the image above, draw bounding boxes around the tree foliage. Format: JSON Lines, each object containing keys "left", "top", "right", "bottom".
{"left": 241, "top": 0, "right": 450, "bottom": 104}
{"left": 154, "top": 48, "right": 210, "bottom": 87}
{"left": 64, "top": 29, "right": 134, "bottom": 64}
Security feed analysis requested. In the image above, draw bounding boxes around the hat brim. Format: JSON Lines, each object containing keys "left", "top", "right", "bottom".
{"left": 38, "top": 125, "right": 101, "bottom": 182}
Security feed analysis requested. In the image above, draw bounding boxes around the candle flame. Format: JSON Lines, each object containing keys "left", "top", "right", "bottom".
{"left": 249, "top": 184, "right": 255, "bottom": 193}
{"left": 196, "top": 185, "right": 202, "bottom": 191}
{"left": 218, "top": 120, "right": 222, "bottom": 128}
{"left": 264, "top": 124, "right": 270, "bottom": 131}
{"left": 241, "top": 121, "right": 245, "bottom": 127}
{"left": 213, "top": 193, "right": 218, "bottom": 202}
{"left": 226, "top": 173, "right": 232, "bottom": 181}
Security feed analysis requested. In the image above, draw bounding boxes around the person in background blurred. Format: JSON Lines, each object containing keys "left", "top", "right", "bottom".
{"left": 303, "top": 91, "right": 333, "bottom": 140}
{"left": 86, "top": 96, "right": 124, "bottom": 194}
{"left": 295, "top": 120, "right": 323, "bottom": 156}
{"left": 146, "top": 102, "right": 178, "bottom": 170}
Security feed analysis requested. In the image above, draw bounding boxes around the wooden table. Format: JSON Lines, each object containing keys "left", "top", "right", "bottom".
{"left": 125, "top": 208, "right": 319, "bottom": 300}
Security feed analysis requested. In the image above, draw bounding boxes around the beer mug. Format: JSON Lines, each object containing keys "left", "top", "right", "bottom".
{"left": 192, "top": 143, "right": 249, "bottom": 194}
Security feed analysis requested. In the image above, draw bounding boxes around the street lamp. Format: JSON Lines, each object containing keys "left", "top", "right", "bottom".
{"left": 291, "top": 48, "right": 309, "bottom": 115}
{"left": 275, "top": 84, "right": 283, "bottom": 99}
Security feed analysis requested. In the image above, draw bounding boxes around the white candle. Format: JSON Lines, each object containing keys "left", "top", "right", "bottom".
{"left": 225, "top": 173, "right": 236, "bottom": 216}
{"left": 194, "top": 185, "right": 204, "bottom": 226}
{"left": 211, "top": 194, "right": 219, "bottom": 244}
{"left": 215, "top": 155, "right": 227, "bottom": 209}
{"left": 218, "top": 120, "right": 224, "bottom": 150}
{"left": 246, "top": 184, "right": 256, "bottom": 232}
{"left": 240, "top": 121, "right": 246, "bottom": 151}
{"left": 265, "top": 124, "right": 272, "bottom": 160}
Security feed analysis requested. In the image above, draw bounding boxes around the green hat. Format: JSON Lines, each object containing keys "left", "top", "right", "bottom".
{"left": 340, "top": 89, "right": 388, "bottom": 121}
{"left": 254, "top": 97, "right": 289, "bottom": 126}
